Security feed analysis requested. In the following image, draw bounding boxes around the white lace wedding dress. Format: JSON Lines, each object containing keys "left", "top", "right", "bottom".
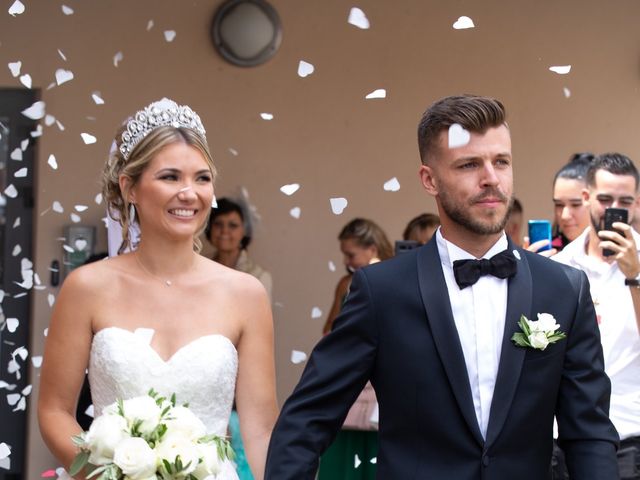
{"left": 88, "top": 326, "right": 240, "bottom": 479}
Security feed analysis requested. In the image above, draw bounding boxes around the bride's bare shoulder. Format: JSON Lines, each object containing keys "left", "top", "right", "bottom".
{"left": 199, "top": 256, "right": 268, "bottom": 299}
{"left": 60, "top": 254, "right": 131, "bottom": 293}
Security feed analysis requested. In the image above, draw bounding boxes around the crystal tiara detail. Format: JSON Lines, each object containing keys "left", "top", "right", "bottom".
{"left": 119, "top": 98, "right": 206, "bottom": 160}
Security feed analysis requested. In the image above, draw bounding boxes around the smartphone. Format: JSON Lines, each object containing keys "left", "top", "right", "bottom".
{"left": 528, "top": 220, "right": 552, "bottom": 252}
{"left": 603, "top": 207, "right": 628, "bottom": 257}
{"left": 395, "top": 240, "right": 420, "bottom": 255}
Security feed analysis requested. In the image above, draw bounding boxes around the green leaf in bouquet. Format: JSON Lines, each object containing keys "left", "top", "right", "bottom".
{"left": 117, "top": 398, "right": 125, "bottom": 417}
{"left": 162, "top": 458, "right": 173, "bottom": 474}
{"left": 68, "top": 450, "right": 90, "bottom": 476}
{"left": 511, "top": 332, "right": 531, "bottom": 348}
{"left": 171, "top": 392, "right": 177, "bottom": 407}
{"left": 71, "top": 433, "right": 86, "bottom": 448}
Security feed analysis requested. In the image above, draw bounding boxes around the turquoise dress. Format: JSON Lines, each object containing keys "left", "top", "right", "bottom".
{"left": 229, "top": 409, "right": 254, "bottom": 479}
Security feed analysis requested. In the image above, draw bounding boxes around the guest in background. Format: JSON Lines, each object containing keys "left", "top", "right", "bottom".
{"left": 319, "top": 218, "right": 393, "bottom": 480}
{"left": 505, "top": 198, "right": 524, "bottom": 245}
{"left": 206, "top": 197, "right": 273, "bottom": 480}
{"left": 402, "top": 213, "right": 440, "bottom": 244}
{"left": 551, "top": 153, "right": 595, "bottom": 251}
{"left": 206, "top": 197, "right": 272, "bottom": 300}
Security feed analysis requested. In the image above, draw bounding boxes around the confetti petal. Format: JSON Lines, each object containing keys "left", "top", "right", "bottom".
{"left": 330, "top": 197, "right": 348, "bottom": 215}
{"left": 45, "top": 114, "right": 56, "bottom": 126}
{"left": 22, "top": 101, "right": 46, "bottom": 120}
{"left": 260, "top": 112, "right": 274, "bottom": 120}
{"left": 453, "top": 16, "right": 475, "bottom": 29}
{"left": 297, "top": 60, "right": 315, "bottom": 78}
{"left": 13, "top": 217, "right": 20, "bottom": 228}
{"left": 55, "top": 68, "right": 74, "bottom": 85}
{"left": 61, "top": 5, "right": 73, "bottom": 15}
{"left": 563, "top": 87, "right": 571, "bottom": 98}
{"left": 6, "top": 318, "right": 19, "bottom": 333}
{"left": 91, "top": 92, "right": 104, "bottom": 105}
{"left": 12, "top": 245, "right": 21, "bottom": 256}
{"left": 228, "top": 147, "right": 238, "bottom": 156}
{"left": 14, "top": 167, "right": 27, "bottom": 178}
{"left": 19, "top": 74, "right": 31, "bottom": 88}
{"left": 31, "top": 356, "right": 43, "bottom": 368}
{"left": 348, "top": 7, "right": 370, "bottom": 29}
{"left": 58, "top": 49, "right": 67, "bottom": 61}
{"left": 62, "top": 245, "right": 74, "bottom": 253}
{"left": 85, "top": 404, "right": 94, "bottom": 418}
{"left": 4, "top": 184, "right": 18, "bottom": 198}
{"left": 147, "top": 19, "right": 154, "bottom": 31}
{"left": 47, "top": 293, "right": 55, "bottom": 307}
{"left": 354, "top": 454, "right": 362, "bottom": 468}
{"left": 52, "top": 201, "right": 64, "bottom": 213}
{"left": 75, "top": 239, "right": 88, "bottom": 251}
{"left": 311, "top": 307, "right": 322, "bottom": 319}
{"left": 20, "top": 138, "right": 29, "bottom": 150}
{"left": 8, "top": 0, "right": 25, "bottom": 16}
{"left": 94, "top": 193, "right": 103, "bottom": 204}
{"left": 81, "top": 133, "right": 97, "bottom": 144}
{"left": 280, "top": 183, "right": 300, "bottom": 196}
{"left": 6, "top": 393, "right": 20, "bottom": 406}
{"left": 328, "top": 261, "right": 336, "bottom": 272}
{"left": 75, "top": 204, "right": 88, "bottom": 212}
{"left": 291, "top": 350, "right": 307, "bottom": 364}
{"left": 549, "top": 65, "right": 571, "bottom": 75}
{"left": 56, "top": 120, "right": 65, "bottom": 131}
{"left": 30, "top": 125, "right": 43, "bottom": 137}
{"left": 0, "top": 443, "right": 9, "bottom": 460}
{"left": 289, "top": 207, "right": 301, "bottom": 219}
{"left": 8, "top": 61, "right": 21, "bottom": 77}
{"left": 47, "top": 154, "right": 58, "bottom": 170}
{"left": 365, "top": 88, "right": 386, "bottom": 99}
{"left": 113, "top": 51, "right": 124, "bottom": 67}
{"left": 10, "top": 148, "right": 22, "bottom": 161}
{"left": 383, "top": 177, "right": 400, "bottom": 192}
{"left": 164, "top": 30, "right": 176, "bottom": 42}
{"left": 70, "top": 213, "right": 81, "bottom": 223}
{"left": 448, "top": 123, "right": 470, "bottom": 148}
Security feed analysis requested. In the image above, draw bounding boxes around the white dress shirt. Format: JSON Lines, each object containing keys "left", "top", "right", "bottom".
{"left": 436, "top": 229, "right": 509, "bottom": 438}
{"left": 554, "top": 227, "right": 640, "bottom": 440}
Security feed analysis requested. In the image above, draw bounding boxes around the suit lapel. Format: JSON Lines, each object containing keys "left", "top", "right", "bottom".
{"left": 417, "top": 240, "right": 484, "bottom": 446}
{"left": 485, "top": 243, "right": 532, "bottom": 446}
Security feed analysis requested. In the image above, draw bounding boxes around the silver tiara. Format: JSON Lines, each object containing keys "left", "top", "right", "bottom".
{"left": 119, "top": 98, "right": 206, "bottom": 160}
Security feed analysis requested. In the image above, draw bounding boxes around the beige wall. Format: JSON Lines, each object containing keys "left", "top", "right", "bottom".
{"left": 2, "top": 0, "right": 640, "bottom": 476}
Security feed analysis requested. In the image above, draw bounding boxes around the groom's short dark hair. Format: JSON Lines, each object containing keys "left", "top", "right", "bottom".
{"left": 417, "top": 95, "right": 506, "bottom": 165}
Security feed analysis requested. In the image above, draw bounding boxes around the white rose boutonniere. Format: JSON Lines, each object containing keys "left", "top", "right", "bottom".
{"left": 512, "top": 313, "right": 566, "bottom": 350}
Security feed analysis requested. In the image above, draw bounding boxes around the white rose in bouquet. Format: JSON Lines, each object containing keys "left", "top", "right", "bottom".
{"left": 122, "top": 395, "right": 161, "bottom": 435}
{"left": 84, "top": 414, "right": 128, "bottom": 465}
{"left": 156, "top": 432, "right": 200, "bottom": 476}
{"left": 165, "top": 405, "right": 207, "bottom": 440}
{"left": 192, "top": 442, "right": 222, "bottom": 479}
{"left": 113, "top": 437, "right": 157, "bottom": 479}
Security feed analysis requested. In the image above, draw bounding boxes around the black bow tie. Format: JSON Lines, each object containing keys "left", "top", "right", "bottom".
{"left": 452, "top": 249, "right": 517, "bottom": 289}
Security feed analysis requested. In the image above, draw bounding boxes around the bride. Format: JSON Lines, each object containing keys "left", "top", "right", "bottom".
{"left": 37, "top": 99, "right": 278, "bottom": 479}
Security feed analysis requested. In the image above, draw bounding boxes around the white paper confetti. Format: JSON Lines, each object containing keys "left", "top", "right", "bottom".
{"left": 45, "top": 114, "right": 56, "bottom": 126}
{"left": 453, "top": 16, "right": 475, "bottom": 29}
{"left": 330, "top": 197, "right": 348, "bottom": 215}
{"left": 11, "top": 245, "right": 21, "bottom": 256}
{"left": 365, "top": 89, "right": 386, "bottom": 99}
{"left": 30, "top": 125, "right": 43, "bottom": 138}
{"left": 58, "top": 49, "right": 67, "bottom": 61}
{"left": 47, "top": 154, "right": 58, "bottom": 170}
{"left": 91, "top": 92, "right": 105, "bottom": 105}
{"left": 6, "top": 393, "right": 20, "bottom": 406}
{"left": 549, "top": 65, "right": 571, "bottom": 75}
{"left": 563, "top": 87, "right": 571, "bottom": 98}
{"left": 328, "top": 261, "right": 336, "bottom": 272}
{"left": 85, "top": 404, "right": 95, "bottom": 418}
{"left": 0, "top": 290, "right": 5, "bottom": 303}
{"left": 4, "top": 184, "right": 18, "bottom": 198}
{"left": 14, "top": 168, "right": 27, "bottom": 178}
{"left": 95, "top": 193, "right": 103, "bottom": 204}
{"left": 21, "top": 101, "right": 46, "bottom": 120}
{"left": 311, "top": 307, "right": 322, "bottom": 319}
{"left": 10, "top": 148, "right": 22, "bottom": 161}
{"left": 20, "top": 138, "right": 29, "bottom": 150}
{"left": 62, "top": 245, "right": 74, "bottom": 253}
{"left": 8, "top": 61, "right": 21, "bottom": 77}
{"left": 13, "top": 397, "right": 26, "bottom": 411}
{"left": 8, "top": 0, "right": 25, "bottom": 16}
{"left": 19, "top": 74, "right": 31, "bottom": 88}
{"left": 13, "top": 217, "right": 20, "bottom": 228}
{"left": 289, "top": 207, "right": 301, "bottom": 219}
{"left": 61, "top": 5, "right": 73, "bottom": 15}
{"left": 147, "top": 19, "right": 154, "bottom": 31}
{"left": 370, "top": 457, "right": 377, "bottom": 464}
{"left": 448, "top": 123, "right": 471, "bottom": 148}
{"left": 31, "top": 356, "right": 43, "bottom": 368}
{"left": 113, "top": 51, "right": 124, "bottom": 67}
{"left": 260, "top": 112, "right": 274, "bottom": 120}
{"left": 348, "top": 7, "right": 369, "bottom": 29}
{"left": 55, "top": 68, "right": 74, "bottom": 85}
{"left": 354, "top": 454, "right": 362, "bottom": 468}
{"left": 75, "top": 205, "right": 88, "bottom": 212}
{"left": 56, "top": 119, "right": 65, "bottom": 131}
{"left": 291, "top": 350, "right": 307, "bottom": 364}
{"left": 6, "top": 318, "right": 18, "bottom": 333}
{"left": 297, "top": 60, "right": 315, "bottom": 78}
{"left": 280, "top": 183, "right": 300, "bottom": 196}
{"left": 228, "top": 147, "right": 238, "bottom": 156}
{"left": 70, "top": 213, "right": 81, "bottom": 223}
{"left": 164, "top": 30, "right": 176, "bottom": 42}
{"left": 47, "top": 293, "right": 55, "bottom": 307}
{"left": 0, "top": 443, "right": 9, "bottom": 460}
{"left": 75, "top": 239, "right": 88, "bottom": 251}
{"left": 52, "top": 201, "right": 64, "bottom": 213}
{"left": 81, "top": 133, "right": 97, "bottom": 144}
{"left": 383, "top": 177, "right": 400, "bottom": 192}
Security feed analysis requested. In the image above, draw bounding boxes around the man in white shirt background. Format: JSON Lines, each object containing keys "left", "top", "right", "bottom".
{"left": 554, "top": 152, "right": 640, "bottom": 479}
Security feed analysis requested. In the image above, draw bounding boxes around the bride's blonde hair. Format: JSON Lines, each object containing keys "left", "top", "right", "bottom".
{"left": 102, "top": 124, "right": 216, "bottom": 254}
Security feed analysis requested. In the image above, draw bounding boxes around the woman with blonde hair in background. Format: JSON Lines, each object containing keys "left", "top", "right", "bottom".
{"left": 38, "top": 98, "right": 277, "bottom": 480}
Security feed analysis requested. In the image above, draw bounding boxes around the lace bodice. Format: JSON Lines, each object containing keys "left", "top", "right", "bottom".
{"left": 89, "top": 327, "right": 238, "bottom": 436}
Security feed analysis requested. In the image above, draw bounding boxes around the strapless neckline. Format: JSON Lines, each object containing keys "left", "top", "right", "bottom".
{"left": 92, "top": 326, "right": 237, "bottom": 363}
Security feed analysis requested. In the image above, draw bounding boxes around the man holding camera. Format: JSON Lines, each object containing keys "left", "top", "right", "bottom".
{"left": 554, "top": 152, "right": 640, "bottom": 479}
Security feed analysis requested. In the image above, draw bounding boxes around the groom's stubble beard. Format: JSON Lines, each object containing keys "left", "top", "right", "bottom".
{"left": 439, "top": 187, "right": 512, "bottom": 236}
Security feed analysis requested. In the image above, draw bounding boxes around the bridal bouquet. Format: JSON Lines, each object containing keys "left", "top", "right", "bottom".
{"left": 69, "top": 390, "right": 234, "bottom": 480}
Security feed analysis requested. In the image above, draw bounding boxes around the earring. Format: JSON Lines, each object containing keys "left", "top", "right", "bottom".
{"left": 129, "top": 203, "right": 136, "bottom": 223}
{"left": 211, "top": 196, "right": 218, "bottom": 208}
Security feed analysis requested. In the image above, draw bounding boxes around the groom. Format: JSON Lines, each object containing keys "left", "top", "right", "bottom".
{"left": 265, "top": 95, "right": 619, "bottom": 479}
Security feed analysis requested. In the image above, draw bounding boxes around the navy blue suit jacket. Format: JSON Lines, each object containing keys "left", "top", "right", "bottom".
{"left": 265, "top": 238, "right": 619, "bottom": 479}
